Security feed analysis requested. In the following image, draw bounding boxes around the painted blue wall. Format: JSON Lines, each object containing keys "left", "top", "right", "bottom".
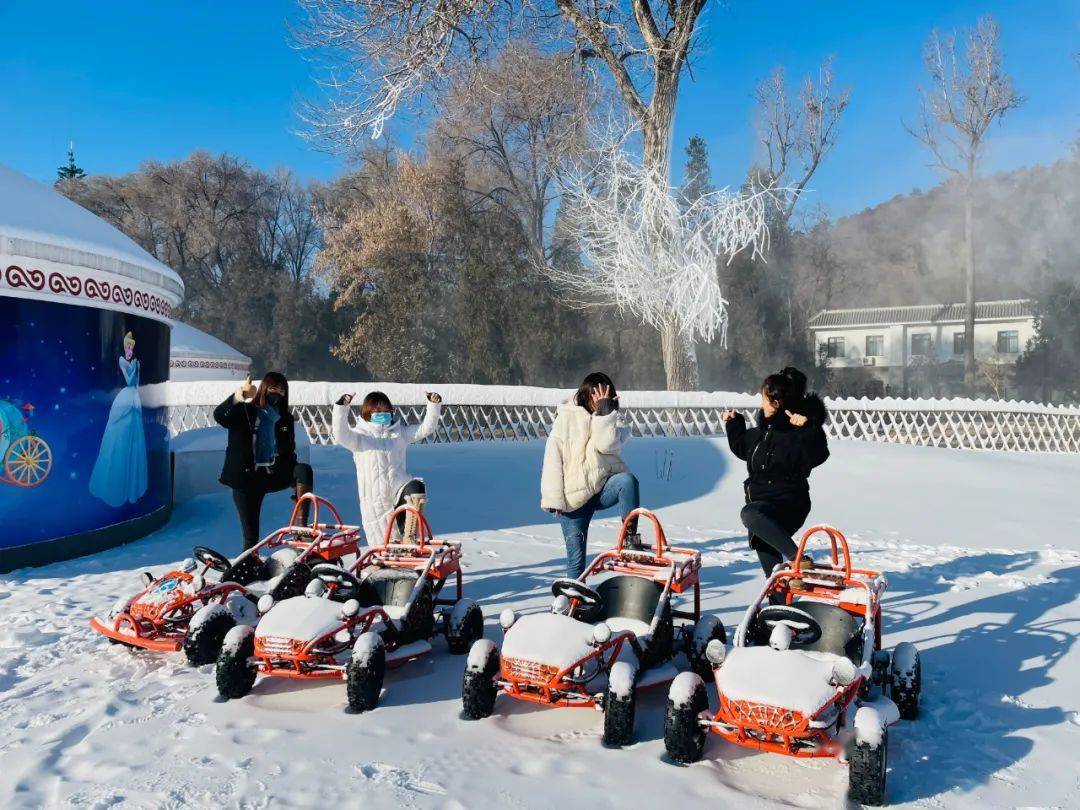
{"left": 0, "top": 297, "right": 170, "bottom": 549}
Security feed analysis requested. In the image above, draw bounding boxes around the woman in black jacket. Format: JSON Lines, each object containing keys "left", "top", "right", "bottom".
{"left": 214, "top": 372, "right": 313, "bottom": 549}
{"left": 722, "top": 368, "right": 830, "bottom": 577}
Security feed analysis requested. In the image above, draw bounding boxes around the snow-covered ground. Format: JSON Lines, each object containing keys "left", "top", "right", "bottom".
{"left": 2, "top": 437, "right": 1079, "bottom": 809}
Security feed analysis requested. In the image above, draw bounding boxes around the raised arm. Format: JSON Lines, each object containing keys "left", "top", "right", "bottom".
{"left": 404, "top": 399, "right": 442, "bottom": 444}
{"left": 586, "top": 410, "right": 622, "bottom": 455}
{"left": 332, "top": 402, "right": 366, "bottom": 452}
{"left": 213, "top": 393, "right": 247, "bottom": 430}
{"left": 724, "top": 412, "right": 749, "bottom": 460}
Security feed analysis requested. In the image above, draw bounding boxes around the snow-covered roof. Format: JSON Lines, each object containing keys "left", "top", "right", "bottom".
{"left": 169, "top": 321, "right": 251, "bottom": 382}
{"left": 0, "top": 163, "right": 184, "bottom": 300}
{"left": 808, "top": 299, "right": 1032, "bottom": 329}
{"left": 170, "top": 321, "right": 250, "bottom": 362}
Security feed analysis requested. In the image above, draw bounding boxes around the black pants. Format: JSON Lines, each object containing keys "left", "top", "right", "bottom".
{"left": 741, "top": 495, "right": 811, "bottom": 576}
{"left": 232, "top": 463, "right": 314, "bottom": 550}
{"left": 394, "top": 479, "right": 426, "bottom": 534}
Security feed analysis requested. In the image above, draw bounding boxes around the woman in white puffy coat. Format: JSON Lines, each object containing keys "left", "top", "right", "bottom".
{"left": 332, "top": 390, "right": 442, "bottom": 546}
{"left": 541, "top": 372, "right": 640, "bottom": 578}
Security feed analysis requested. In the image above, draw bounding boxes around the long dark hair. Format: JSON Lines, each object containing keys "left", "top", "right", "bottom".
{"left": 254, "top": 371, "right": 290, "bottom": 418}
{"left": 760, "top": 373, "right": 794, "bottom": 412}
{"left": 574, "top": 371, "right": 617, "bottom": 413}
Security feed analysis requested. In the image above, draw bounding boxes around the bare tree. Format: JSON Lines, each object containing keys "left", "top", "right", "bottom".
{"left": 551, "top": 140, "right": 776, "bottom": 388}
{"left": 909, "top": 16, "right": 1023, "bottom": 389}
{"left": 432, "top": 44, "right": 595, "bottom": 268}
{"left": 753, "top": 57, "right": 850, "bottom": 222}
{"left": 295, "top": 0, "right": 718, "bottom": 388}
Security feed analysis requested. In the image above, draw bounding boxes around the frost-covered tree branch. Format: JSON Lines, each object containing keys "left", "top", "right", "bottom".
{"left": 549, "top": 142, "right": 779, "bottom": 370}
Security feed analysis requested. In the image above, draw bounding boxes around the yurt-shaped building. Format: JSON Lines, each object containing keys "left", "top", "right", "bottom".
{"left": 0, "top": 164, "right": 184, "bottom": 571}
{"left": 170, "top": 321, "right": 251, "bottom": 382}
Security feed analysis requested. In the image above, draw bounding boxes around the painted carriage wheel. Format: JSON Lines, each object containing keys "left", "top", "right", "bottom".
{"left": 5, "top": 435, "right": 52, "bottom": 487}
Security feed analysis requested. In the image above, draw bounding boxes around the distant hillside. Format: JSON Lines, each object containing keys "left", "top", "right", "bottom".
{"left": 823, "top": 152, "right": 1080, "bottom": 307}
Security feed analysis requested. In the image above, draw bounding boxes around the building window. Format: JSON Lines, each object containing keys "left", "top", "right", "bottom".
{"left": 865, "top": 335, "right": 884, "bottom": 357}
{"left": 826, "top": 337, "right": 846, "bottom": 358}
{"left": 997, "top": 330, "right": 1019, "bottom": 354}
{"left": 911, "top": 333, "right": 933, "bottom": 356}
{"left": 953, "top": 331, "right": 965, "bottom": 355}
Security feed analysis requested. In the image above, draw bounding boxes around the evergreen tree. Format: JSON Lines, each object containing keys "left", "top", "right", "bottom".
{"left": 679, "top": 135, "right": 714, "bottom": 209}
{"left": 56, "top": 142, "right": 86, "bottom": 182}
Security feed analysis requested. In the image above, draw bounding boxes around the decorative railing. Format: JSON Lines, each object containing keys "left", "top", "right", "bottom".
{"left": 156, "top": 382, "right": 1080, "bottom": 454}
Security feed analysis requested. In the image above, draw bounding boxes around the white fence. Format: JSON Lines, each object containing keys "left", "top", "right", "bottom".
{"left": 158, "top": 381, "right": 1080, "bottom": 454}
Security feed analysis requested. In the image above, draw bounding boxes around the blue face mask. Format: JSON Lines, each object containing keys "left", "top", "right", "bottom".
{"left": 370, "top": 411, "right": 393, "bottom": 426}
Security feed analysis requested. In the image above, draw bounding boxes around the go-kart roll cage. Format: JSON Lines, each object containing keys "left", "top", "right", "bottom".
{"left": 499, "top": 508, "right": 701, "bottom": 708}
{"left": 90, "top": 493, "right": 359, "bottom": 651}
{"left": 251, "top": 506, "right": 457, "bottom": 680}
{"left": 706, "top": 525, "right": 888, "bottom": 758}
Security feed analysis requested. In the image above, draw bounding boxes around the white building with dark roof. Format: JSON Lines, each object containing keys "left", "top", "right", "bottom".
{"left": 807, "top": 299, "right": 1034, "bottom": 395}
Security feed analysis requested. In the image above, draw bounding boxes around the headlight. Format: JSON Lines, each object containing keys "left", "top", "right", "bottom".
{"left": 257, "top": 594, "right": 275, "bottom": 614}
{"left": 334, "top": 629, "right": 352, "bottom": 645}
{"left": 190, "top": 574, "right": 205, "bottom": 592}
{"left": 305, "top": 579, "right": 326, "bottom": 598}
{"left": 592, "top": 622, "right": 612, "bottom": 644}
{"left": 832, "top": 658, "right": 857, "bottom": 686}
{"left": 705, "top": 638, "right": 726, "bottom": 665}
{"left": 551, "top": 595, "right": 570, "bottom": 614}
{"left": 499, "top": 608, "right": 517, "bottom": 629}
{"left": 342, "top": 599, "right": 360, "bottom": 618}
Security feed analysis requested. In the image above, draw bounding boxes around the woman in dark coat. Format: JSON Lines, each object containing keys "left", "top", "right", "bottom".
{"left": 214, "top": 372, "right": 313, "bottom": 549}
{"left": 722, "top": 367, "right": 830, "bottom": 577}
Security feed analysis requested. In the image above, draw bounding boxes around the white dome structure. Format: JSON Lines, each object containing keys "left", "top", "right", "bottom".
{"left": 170, "top": 321, "right": 251, "bottom": 382}
{"left": 0, "top": 163, "right": 184, "bottom": 571}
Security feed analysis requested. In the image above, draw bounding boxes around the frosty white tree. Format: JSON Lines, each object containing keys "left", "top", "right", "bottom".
{"left": 553, "top": 140, "right": 777, "bottom": 387}
{"left": 296, "top": 0, "right": 725, "bottom": 388}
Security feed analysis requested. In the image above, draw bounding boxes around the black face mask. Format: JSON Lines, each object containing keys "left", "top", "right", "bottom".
{"left": 265, "top": 392, "right": 283, "bottom": 407}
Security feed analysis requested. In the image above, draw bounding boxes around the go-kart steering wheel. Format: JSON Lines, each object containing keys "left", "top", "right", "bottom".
{"left": 551, "top": 578, "right": 603, "bottom": 609}
{"left": 192, "top": 546, "right": 231, "bottom": 573}
{"left": 757, "top": 605, "right": 823, "bottom": 645}
{"left": 312, "top": 563, "right": 362, "bottom": 601}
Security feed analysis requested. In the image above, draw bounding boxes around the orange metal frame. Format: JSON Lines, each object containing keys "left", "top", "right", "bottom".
{"left": 706, "top": 525, "right": 886, "bottom": 758}
{"left": 499, "top": 508, "right": 701, "bottom": 708}
{"left": 249, "top": 506, "right": 458, "bottom": 681}
{"left": 90, "top": 493, "right": 361, "bottom": 651}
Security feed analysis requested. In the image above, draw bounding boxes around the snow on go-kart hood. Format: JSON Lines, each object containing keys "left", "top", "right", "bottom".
{"left": 717, "top": 646, "right": 847, "bottom": 714}
{"left": 501, "top": 613, "right": 598, "bottom": 670}
{"left": 255, "top": 596, "right": 346, "bottom": 642}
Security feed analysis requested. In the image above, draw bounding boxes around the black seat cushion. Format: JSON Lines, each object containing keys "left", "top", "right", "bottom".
{"left": 356, "top": 568, "right": 420, "bottom": 609}
{"left": 790, "top": 600, "right": 864, "bottom": 661}
{"left": 595, "top": 575, "right": 662, "bottom": 625}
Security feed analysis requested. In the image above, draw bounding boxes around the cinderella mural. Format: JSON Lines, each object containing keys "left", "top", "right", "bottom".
{"left": 89, "top": 331, "right": 148, "bottom": 506}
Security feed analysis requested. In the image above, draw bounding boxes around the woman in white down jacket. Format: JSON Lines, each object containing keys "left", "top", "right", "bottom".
{"left": 541, "top": 372, "right": 641, "bottom": 578}
{"left": 332, "top": 390, "right": 442, "bottom": 546}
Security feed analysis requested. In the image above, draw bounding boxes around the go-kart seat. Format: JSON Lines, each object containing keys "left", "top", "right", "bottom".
{"left": 788, "top": 600, "right": 864, "bottom": 662}
{"left": 356, "top": 568, "right": 421, "bottom": 610}
{"left": 594, "top": 575, "right": 662, "bottom": 629}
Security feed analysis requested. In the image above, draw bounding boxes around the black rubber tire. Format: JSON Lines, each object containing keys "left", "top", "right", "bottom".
{"left": 890, "top": 647, "right": 921, "bottom": 720}
{"left": 641, "top": 602, "right": 675, "bottom": 669}
{"left": 183, "top": 609, "right": 236, "bottom": 666}
{"left": 269, "top": 562, "right": 314, "bottom": 601}
{"left": 686, "top": 616, "right": 727, "bottom": 680}
{"left": 216, "top": 632, "right": 257, "bottom": 699}
{"left": 346, "top": 639, "right": 386, "bottom": 713}
{"left": 447, "top": 601, "right": 484, "bottom": 655}
{"left": 602, "top": 688, "right": 637, "bottom": 747}
{"left": 461, "top": 646, "right": 500, "bottom": 720}
{"left": 848, "top": 729, "right": 888, "bottom": 806}
{"left": 664, "top": 679, "right": 709, "bottom": 764}
{"left": 400, "top": 581, "right": 436, "bottom": 643}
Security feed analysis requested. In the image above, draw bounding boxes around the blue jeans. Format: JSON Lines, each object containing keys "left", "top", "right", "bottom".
{"left": 556, "top": 472, "right": 640, "bottom": 579}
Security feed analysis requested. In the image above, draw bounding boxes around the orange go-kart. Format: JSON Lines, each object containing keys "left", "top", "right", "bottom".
{"left": 215, "top": 505, "right": 483, "bottom": 711}
{"left": 90, "top": 493, "right": 360, "bottom": 666}
{"left": 461, "top": 508, "right": 725, "bottom": 747}
{"left": 663, "top": 525, "right": 921, "bottom": 806}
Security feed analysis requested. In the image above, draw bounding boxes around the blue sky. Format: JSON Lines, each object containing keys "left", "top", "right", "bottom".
{"left": 2, "top": 1, "right": 1078, "bottom": 217}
